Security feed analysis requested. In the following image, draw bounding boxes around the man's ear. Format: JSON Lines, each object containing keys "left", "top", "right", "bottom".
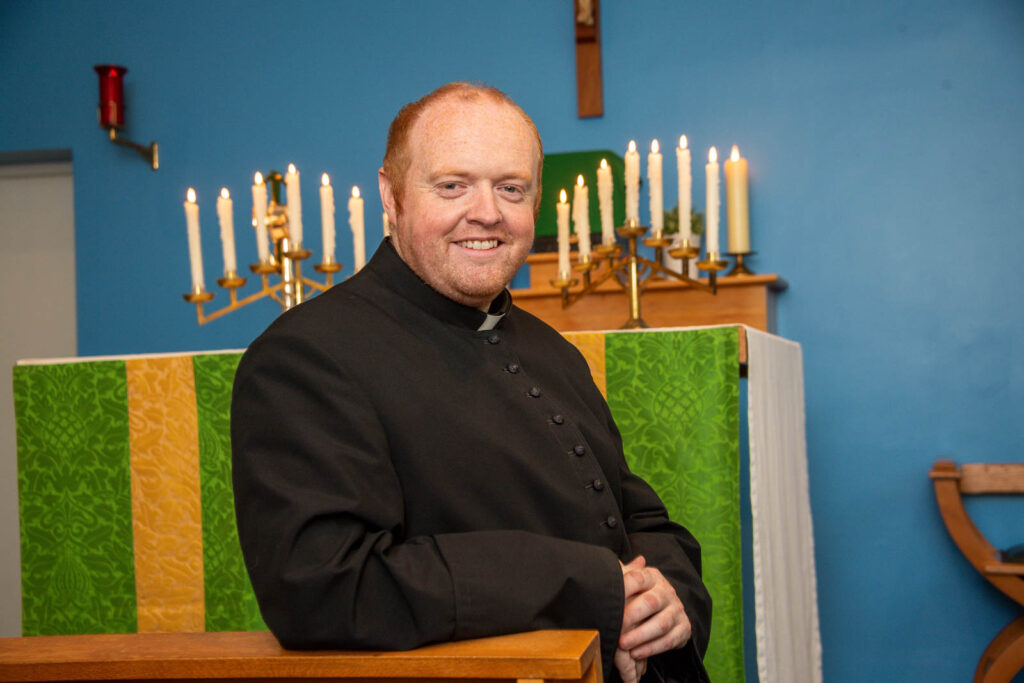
{"left": 378, "top": 167, "right": 398, "bottom": 228}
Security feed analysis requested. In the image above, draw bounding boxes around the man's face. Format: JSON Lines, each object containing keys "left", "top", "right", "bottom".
{"left": 379, "top": 96, "right": 539, "bottom": 310}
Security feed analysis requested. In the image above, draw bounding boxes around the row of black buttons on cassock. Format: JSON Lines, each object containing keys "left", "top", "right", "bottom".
{"left": 488, "top": 331, "right": 618, "bottom": 532}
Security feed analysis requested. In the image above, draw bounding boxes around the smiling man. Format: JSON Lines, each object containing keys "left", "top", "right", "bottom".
{"left": 231, "top": 83, "right": 711, "bottom": 683}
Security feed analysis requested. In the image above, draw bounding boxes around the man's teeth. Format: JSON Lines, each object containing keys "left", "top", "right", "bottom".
{"left": 459, "top": 239, "right": 499, "bottom": 250}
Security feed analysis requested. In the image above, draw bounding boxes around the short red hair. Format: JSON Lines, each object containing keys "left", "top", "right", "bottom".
{"left": 381, "top": 82, "right": 544, "bottom": 216}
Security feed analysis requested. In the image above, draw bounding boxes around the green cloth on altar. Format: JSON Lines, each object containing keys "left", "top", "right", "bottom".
{"left": 606, "top": 328, "right": 743, "bottom": 683}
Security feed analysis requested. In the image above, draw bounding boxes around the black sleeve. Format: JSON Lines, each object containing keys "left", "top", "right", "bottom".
{"left": 231, "top": 328, "right": 625, "bottom": 670}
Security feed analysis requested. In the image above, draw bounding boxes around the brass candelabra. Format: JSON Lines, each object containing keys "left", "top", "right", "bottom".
{"left": 183, "top": 185, "right": 341, "bottom": 325}
{"left": 551, "top": 219, "right": 726, "bottom": 328}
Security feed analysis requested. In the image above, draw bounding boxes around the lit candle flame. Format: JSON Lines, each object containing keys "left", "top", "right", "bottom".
{"left": 628, "top": 140, "right": 637, "bottom": 153}
{"left": 577, "top": 174, "right": 584, "bottom": 187}
{"left": 709, "top": 147, "right": 718, "bottom": 164}
{"left": 220, "top": 188, "right": 230, "bottom": 200}
{"left": 600, "top": 158, "right": 608, "bottom": 169}
{"left": 186, "top": 188, "right": 196, "bottom": 203}
{"left": 352, "top": 186, "right": 360, "bottom": 199}
{"left": 559, "top": 189, "right": 567, "bottom": 203}
{"left": 651, "top": 139, "right": 660, "bottom": 154}
{"left": 730, "top": 145, "right": 740, "bottom": 162}
{"left": 288, "top": 163, "right": 297, "bottom": 174}
{"left": 322, "top": 173, "right": 330, "bottom": 186}
{"left": 679, "top": 135, "right": 688, "bottom": 150}
{"left": 254, "top": 172, "right": 263, "bottom": 185}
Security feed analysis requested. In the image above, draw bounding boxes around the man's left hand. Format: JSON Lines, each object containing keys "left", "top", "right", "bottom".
{"left": 619, "top": 559, "right": 692, "bottom": 660}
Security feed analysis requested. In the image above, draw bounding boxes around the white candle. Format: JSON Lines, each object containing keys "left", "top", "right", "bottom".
{"left": 348, "top": 186, "right": 365, "bottom": 272}
{"left": 705, "top": 147, "right": 721, "bottom": 256}
{"left": 383, "top": 212, "right": 391, "bottom": 238}
{"left": 724, "top": 145, "right": 751, "bottom": 253}
{"left": 320, "top": 173, "right": 336, "bottom": 264}
{"left": 285, "top": 163, "right": 303, "bottom": 247}
{"left": 573, "top": 175, "right": 591, "bottom": 261}
{"left": 252, "top": 172, "right": 270, "bottom": 263}
{"left": 676, "top": 135, "right": 692, "bottom": 242}
{"left": 184, "top": 188, "right": 204, "bottom": 290}
{"left": 597, "top": 158, "right": 614, "bottom": 246}
{"left": 556, "top": 189, "right": 570, "bottom": 279}
{"left": 216, "top": 188, "right": 237, "bottom": 276}
{"left": 648, "top": 139, "right": 663, "bottom": 237}
{"left": 624, "top": 140, "right": 640, "bottom": 222}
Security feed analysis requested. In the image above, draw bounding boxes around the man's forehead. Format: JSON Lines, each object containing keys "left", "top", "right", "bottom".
{"left": 413, "top": 97, "right": 536, "bottom": 149}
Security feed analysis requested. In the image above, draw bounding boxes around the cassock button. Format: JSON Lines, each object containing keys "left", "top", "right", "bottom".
{"left": 488, "top": 334, "right": 501, "bottom": 345}
{"left": 605, "top": 516, "right": 618, "bottom": 528}
{"left": 528, "top": 387, "right": 542, "bottom": 398}
{"left": 506, "top": 362, "right": 520, "bottom": 374}
{"left": 552, "top": 414, "right": 565, "bottom": 425}
{"left": 573, "top": 444, "right": 586, "bottom": 456}
{"left": 592, "top": 479, "right": 605, "bottom": 491}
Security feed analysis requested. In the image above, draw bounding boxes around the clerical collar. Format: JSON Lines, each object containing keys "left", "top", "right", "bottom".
{"left": 365, "top": 238, "right": 513, "bottom": 331}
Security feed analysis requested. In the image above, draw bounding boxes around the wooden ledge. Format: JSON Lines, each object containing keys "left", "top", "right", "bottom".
{"left": 0, "top": 630, "right": 602, "bottom": 683}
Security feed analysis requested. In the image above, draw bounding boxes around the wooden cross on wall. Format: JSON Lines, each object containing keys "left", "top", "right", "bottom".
{"left": 574, "top": 0, "right": 603, "bottom": 118}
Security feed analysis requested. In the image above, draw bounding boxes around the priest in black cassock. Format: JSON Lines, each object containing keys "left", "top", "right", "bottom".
{"left": 231, "top": 81, "right": 712, "bottom": 683}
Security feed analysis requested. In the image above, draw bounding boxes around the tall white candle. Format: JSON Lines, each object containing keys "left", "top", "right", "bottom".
{"left": 676, "top": 135, "right": 692, "bottom": 242}
{"left": 252, "top": 172, "right": 270, "bottom": 263}
{"left": 556, "top": 189, "right": 570, "bottom": 279}
{"left": 383, "top": 212, "right": 391, "bottom": 238}
{"left": 597, "top": 158, "right": 614, "bottom": 246}
{"left": 648, "top": 139, "right": 663, "bottom": 237}
{"left": 573, "top": 175, "right": 591, "bottom": 261}
{"left": 705, "top": 147, "right": 721, "bottom": 256}
{"left": 724, "top": 145, "right": 751, "bottom": 253}
{"left": 348, "top": 186, "right": 365, "bottom": 272}
{"left": 285, "top": 163, "right": 303, "bottom": 247}
{"left": 320, "top": 173, "right": 336, "bottom": 264}
{"left": 184, "top": 188, "right": 204, "bottom": 290}
{"left": 624, "top": 140, "right": 640, "bottom": 223}
{"left": 216, "top": 188, "right": 237, "bottom": 276}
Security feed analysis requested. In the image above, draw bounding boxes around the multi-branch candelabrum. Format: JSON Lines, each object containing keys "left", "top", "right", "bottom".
{"left": 551, "top": 219, "right": 727, "bottom": 329}
{"left": 183, "top": 182, "right": 340, "bottom": 325}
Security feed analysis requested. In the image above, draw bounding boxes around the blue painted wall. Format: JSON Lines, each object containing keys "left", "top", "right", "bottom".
{"left": 2, "top": 1, "right": 1022, "bottom": 680}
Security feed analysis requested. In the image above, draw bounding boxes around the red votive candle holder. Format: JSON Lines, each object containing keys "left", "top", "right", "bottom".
{"left": 94, "top": 64, "right": 127, "bottom": 129}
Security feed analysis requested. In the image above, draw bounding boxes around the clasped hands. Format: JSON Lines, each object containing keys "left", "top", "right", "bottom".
{"left": 615, "top": 555, "right": 692, "bottom": 683}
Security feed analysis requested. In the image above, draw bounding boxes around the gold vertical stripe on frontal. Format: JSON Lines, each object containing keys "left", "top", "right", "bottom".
{"left": 126, "top": 356, "right": 206, "bottom": 632}
{"left": 563, "top": 332, "right": 607, "bottom": 398}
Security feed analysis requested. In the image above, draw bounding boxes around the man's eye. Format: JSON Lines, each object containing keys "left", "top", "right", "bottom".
{"left": 500, "top": 185, "right": 522, "bottom": 194}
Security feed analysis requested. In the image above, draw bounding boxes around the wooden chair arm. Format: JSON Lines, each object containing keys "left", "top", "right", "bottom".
{"left": 930, "top": 460, "right": 1024, "bottom": 607}
{"left": 0, "top": 630, "right": 603, "bottom": 683}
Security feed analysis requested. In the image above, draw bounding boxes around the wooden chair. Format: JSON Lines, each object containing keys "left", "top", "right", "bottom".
{"left": 0, "top": 629, "right": 602, "bottom": 683}
{"left": 930, "top": 460, "right": 1024, "bottom": 682}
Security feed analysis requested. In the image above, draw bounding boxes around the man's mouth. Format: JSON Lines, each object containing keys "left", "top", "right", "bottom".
{"left": 456, "top": 239, "right": 500, "bottom": 250}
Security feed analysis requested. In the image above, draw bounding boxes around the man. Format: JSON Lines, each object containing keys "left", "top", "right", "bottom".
{"left": 231, "top": 82, "right": 711, "bottom": 683}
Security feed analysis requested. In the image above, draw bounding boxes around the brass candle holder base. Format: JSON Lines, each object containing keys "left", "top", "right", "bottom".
{"left": 250, "top": 260, "right": 277, "bottom": 275}
{"left": 216, "top": 273, "right": 247, "bottom": 289}
{"left": 314, "top": 261, "right": 343, "bottom": 274}
{"left": 726, "top": 251, "right": 756, "bottom": 276}
{"left": 183, "top": 288, "right": 214, "bottom": 304}
{"left": 668, "top": 239, "right": 701, "bottom": 261}
{"left": 697, "top": 253, "right": 730, "bottom": 272}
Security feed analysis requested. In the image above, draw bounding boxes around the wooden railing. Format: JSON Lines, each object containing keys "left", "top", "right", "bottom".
{"left": 0, "top": 630, "right": 602, "bottom": 683}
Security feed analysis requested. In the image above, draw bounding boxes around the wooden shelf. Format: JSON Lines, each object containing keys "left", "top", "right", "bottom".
{"left": 0, "top": 629, "right": 602, "bottom": 683}
{"left": 512, "top": 251, "right": 787, "bottom": 334}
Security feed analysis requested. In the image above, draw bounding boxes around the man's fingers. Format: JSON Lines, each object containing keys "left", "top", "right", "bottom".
{"left": 614, "top": 647, "right": 641, "bottom": 683}
{"left": 621, "top": 554, "right": 646, "bottom": 573}
{"left": 629, "top": 619, "right": 692, "bottom": 660}
{"left": 621, "top": 563, "right": 655, "bottom": 600}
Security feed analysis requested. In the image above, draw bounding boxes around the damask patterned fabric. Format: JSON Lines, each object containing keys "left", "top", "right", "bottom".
{"left": 13, "top": 331, "right": 743, "bottom": 679}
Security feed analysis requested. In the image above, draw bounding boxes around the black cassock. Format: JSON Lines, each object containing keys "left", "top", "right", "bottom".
{"left": 231, "top": 240, "right": 711, "bottom": 682}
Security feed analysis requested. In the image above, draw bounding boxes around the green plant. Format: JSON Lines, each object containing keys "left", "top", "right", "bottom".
{"left": 663, "top": 205, "right": 704, "bottom": 235}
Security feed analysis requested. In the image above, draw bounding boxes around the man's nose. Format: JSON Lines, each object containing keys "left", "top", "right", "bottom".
{"left": 466, "top": 187, "right": 501, "bottom": 226}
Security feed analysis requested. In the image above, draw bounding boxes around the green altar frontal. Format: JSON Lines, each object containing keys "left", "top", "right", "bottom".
{"left": 14, "top": 327, "right": 743, "bottom": 682}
